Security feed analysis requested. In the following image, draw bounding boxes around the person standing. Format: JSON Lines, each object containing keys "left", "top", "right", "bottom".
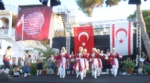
{"left": 18, "top": 57, "right": 24, "bottom": 76}
{"left": 3, "top": 46, "right": 12, "bottom": 74}
{"left": 82, "top": 48, "right": 89, "bottom": 78}
{"left": 54, "top": 47, "right": 69, "bottom": 78}
{"left": 23, "top": 51, "right": 29, "bottom": 65}
{"left": 104, "top": 49, "right": 111, "bottom": 75}
{"left": 68, "top": 51, "right": 75, "bottom": 74}
{"left": 24, "top": 55, "right": 32, "bottom": 77}
{"left": 90, "top": 48, "right": 103, "bottom": 79}
{"left": 73, "top": 47, "right": 87, "bottom": 80}
{"left": 36, "top": 53, "right": 43, "bottom": 76}
{"left": 47, "top": 55, "right": 55, "bottom": 74}
{"left": 109, "top": 48, "right": 122, "bottom": 77}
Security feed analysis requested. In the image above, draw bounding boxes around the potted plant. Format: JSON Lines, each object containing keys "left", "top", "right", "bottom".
{"left": 122, "top": 59, "right": 136, "bottom": 75}
{"left": 30, "top": 63, "right": 38, "bottom": 75}
{"left": 142, "top": 64, "right": 150, "bottom": 75}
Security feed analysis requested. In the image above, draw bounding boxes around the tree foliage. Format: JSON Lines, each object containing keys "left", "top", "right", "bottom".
{"left": 128, "top": 9, "right": 150, "bottom": 32}
{"left": 36, "top": 46, "right": 54, "bottom": 58}
{"left": 76, "top": 0, "right": 120, "bottom": 16}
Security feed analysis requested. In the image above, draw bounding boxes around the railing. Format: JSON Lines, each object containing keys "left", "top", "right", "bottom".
{"left": 0, "top": 29, "right": 8, "bottom": 36}
{"left": 0, "top": 28, "right": 15, "bottom": 37}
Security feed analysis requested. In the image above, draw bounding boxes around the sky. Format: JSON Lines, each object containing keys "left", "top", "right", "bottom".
{"left": 2, "top": 0, "right": 150, "bottom": 22}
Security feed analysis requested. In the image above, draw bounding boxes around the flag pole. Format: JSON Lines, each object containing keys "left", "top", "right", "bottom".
{"left": 22, "top": 14, "right": 24, "bottom": 41}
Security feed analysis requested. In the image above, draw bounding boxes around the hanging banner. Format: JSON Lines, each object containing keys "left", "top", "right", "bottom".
{"left": 110, "top": 22, "right": 133, "bottom": 55}
{"left": 16, "top": 6, "right": 52, "bottom": 41}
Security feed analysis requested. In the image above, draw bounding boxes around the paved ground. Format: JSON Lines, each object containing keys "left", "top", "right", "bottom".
{"left": 1, "top": 74, "right": 150, "bottom": 83}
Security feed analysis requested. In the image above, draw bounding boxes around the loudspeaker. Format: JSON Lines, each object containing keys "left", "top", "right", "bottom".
{"left": 128, "top": 0, "right": 141, "bottom": 4}
{"left": 39, "top": 0, "right": 48, "bottom": 6}
{"left": 0, "top": 72, "right": 10, "bottom": 82}
{"left": 0, "top": 0, "right": 5, "bottom": 10}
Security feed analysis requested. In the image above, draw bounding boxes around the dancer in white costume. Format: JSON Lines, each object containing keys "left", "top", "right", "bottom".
{"left": 73, "top": 47, "right": 87, "bottom": 80}
{"left": 109, "top": 48, "right": 122, "bottom": 77}
{"left": 90, "top": 48, "right": 103, "bottom": 79}
{"left": 54, "top": 47, "right": 69, "bottom": 78}
{"left": 82, "top": 48, "right": 89, "bottom": 78}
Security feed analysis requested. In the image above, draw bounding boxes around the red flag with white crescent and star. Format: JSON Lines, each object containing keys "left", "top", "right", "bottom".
{"left": 74, "top": 26, "right": 94, "bottom": 55}
{"left": 110, "top": 22, "right": 133, "bottom": 55}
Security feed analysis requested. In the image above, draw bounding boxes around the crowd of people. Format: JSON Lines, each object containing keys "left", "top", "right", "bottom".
{"left": 1, "top": 46, "right": 150, "bottom": 80}
{"left": 52, "top": 47, "right": 122, "bottom": 80}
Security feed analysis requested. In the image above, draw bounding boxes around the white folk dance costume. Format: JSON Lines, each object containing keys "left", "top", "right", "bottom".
{"left": 54, "top": 52, "right": 69, "bottom": 78}
{"left": 73, "top": 52, "right": 88, "bottom": 80}
{"left": 82, "top": 52, "right": 89, "bottom": 78}
{"left": 90, "top": 53, "right": 103, "bottom": 79}
{"left": 109, "top": 53, "right": 122, "bottom": 77}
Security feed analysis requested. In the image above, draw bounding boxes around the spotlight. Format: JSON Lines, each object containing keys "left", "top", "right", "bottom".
{"left": 128, "top": 0, "right": 141, "bottom": 4}
{"left": 0, "top": 0, "right": 5, "bottom": 10}
{"left": 39, "top": 0, "right": 61, "bottom": 7}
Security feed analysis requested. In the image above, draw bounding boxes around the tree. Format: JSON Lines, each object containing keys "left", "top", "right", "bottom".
{"left": 128, "top": 9, "right": 150, "bottom": 32}
{"left": 76, "top": 0, "right": 150, "bottom": 60}
{"left": 136, "top": 5, "right": 150, "bottom": 60}
{"left": 76, "top": 0, "right": 120, "bottom": 16}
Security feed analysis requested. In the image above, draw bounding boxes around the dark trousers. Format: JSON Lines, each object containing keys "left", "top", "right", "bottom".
{"left": 3, "top": 60, "right": 10, "bottom": 69}
{"left": 37, "top": 63, "right": 43, "bottom": 70}
{"left": 50, "top": 63, "right": 55, "bottom": 70}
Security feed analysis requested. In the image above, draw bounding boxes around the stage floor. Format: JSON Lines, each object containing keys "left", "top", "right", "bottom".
{"left": 1, "top": 74, "right": 150, "bottom": 83}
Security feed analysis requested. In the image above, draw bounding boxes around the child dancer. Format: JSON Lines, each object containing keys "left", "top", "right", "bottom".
{"left": 24, "top": 55, "right": 31, "bottom": 77}
{"left": 37, "top": 53, "right": 43, "bottom": 76}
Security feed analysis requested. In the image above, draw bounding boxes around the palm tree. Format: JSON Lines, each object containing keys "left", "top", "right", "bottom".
{"left": 136, "top": 4, "right": 150, "bottom": 60}
{"left": 76, "top": 0, "right": 150, "bottom": 59}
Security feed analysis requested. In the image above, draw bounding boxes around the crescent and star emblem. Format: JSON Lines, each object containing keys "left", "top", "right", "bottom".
{"left": 115, "top": 28, "right": 127, "bottom": 43}
{"left": 78, "top": 32, "right": 89, "bottom": 46}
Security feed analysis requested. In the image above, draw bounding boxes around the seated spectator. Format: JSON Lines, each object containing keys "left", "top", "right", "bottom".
{"left": 12, "top": 65, "right": 20, "bottom": 77}
{"left": 139, "top": 52, "right": 147, "bottom": 67}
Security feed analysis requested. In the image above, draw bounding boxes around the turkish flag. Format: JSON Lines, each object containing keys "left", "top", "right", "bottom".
{"left": 110, "top": 22, "right": 133, "bottom": 55}
{"left": 15, "top": 6, "right": 52, "bottom": 41}
{"left": 74, "top": 26, "right": 94, "bottom": 55}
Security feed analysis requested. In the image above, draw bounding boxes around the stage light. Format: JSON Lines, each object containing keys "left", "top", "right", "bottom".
{"left": 0, "top": 0, "right": 5, "bottom": 10}
{"left": 128, "top": 0, "right": 141, "bottom": 4}
{"left": 51, "top": 0, "right": 61, "bottom": 7}
{"left": 39, "top": 0, "right": 48, "bottom": 6}
{"left": 39, "top": 0, "right": 61, "bottom": 7}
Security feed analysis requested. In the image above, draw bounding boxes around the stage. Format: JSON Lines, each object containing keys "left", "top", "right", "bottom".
{"left": 1, "top": 74, "right": 150, "bottom": 83}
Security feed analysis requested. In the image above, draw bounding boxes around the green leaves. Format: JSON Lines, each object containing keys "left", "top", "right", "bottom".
{"left": 105, "top": 0, "right": 120, "bottom": 7}
{"left": 76, "top": 0, "right": 103, "bottom": 16}
{"left": 127, "top": 9, "right": 150, "bottom": 32}
{"left": 76, "top": 0, "right": 121, "bottom": 16}
{"left": 142, "top": 64, "right": 150, "bottom": 74}
{"left": 36, "top": 46, "right": 54, "bottom": 69}
{"left": 36, "top": 46, "right": 54, "bottom": 59}
{"left": 122, "top": 60, "right": 136, "bottom": 71}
